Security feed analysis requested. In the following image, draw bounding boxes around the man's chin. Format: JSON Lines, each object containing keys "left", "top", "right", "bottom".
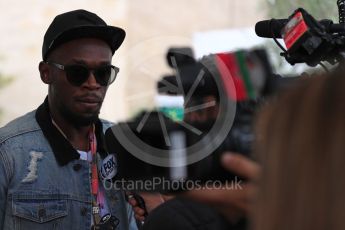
{"left": 76, "top": 115, "right": 99, "bottom": 126}
{"left": 65, "top": 112, "right": 99, "bottom": 127}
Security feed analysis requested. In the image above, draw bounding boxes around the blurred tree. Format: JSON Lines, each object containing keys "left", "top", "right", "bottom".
{"left": 0, "top": 75, "right": 12, "bottom": 89}
{"left": 264, "top": 0, "right": 338, "bottom": 21}
{"left": 0, "top": 73, "right": 13, "bottom": 120}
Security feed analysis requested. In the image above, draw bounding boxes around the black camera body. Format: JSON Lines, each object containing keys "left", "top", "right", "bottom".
{"left": 105, "top": 101, "right": 257, "bottom": 191}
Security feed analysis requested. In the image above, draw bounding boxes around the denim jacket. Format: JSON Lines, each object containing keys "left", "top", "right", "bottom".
{"left": 0, "top": 99, "right": 138, "bottom": 230}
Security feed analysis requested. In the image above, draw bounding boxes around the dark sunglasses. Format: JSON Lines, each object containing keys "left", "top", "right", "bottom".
{"left": 45, "top": 61, "right": 119, "bottom": 86}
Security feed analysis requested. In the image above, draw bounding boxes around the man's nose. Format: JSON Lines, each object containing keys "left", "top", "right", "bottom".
{"left": 84, "top": 71, "right": 101, "bottom": 89}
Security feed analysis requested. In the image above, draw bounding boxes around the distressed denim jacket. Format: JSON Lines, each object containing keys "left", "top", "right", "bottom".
{"left": 0, "top": 99, "right": 138, "bottom": 230}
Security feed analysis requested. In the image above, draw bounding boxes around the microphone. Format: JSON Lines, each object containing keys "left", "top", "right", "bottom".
{"left": 255, "top": 18, "right": 345, "bottom": 39}
{"left": 255, "top": 19, "right": 288, "bottom": 39}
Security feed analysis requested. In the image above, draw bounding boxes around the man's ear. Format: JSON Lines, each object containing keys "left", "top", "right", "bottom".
{"left": 38, "top": 61, "right": 52, "bottom": 84}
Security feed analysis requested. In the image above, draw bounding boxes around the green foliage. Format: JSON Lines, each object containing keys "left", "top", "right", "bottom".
{"left": 0, "top": 74, "right": 13, "bottom": 119}
{"left": 0, "top": 75, "right": 13, "bottom": 89}
{"left": 264, "top": 0, "right": 338, "bottom": 21}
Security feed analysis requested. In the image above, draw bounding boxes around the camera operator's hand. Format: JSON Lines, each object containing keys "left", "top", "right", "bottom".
{"left": 183, "top": 152, "right": 261, "bottom": 222}
{"left": 128, "top": 192, "right": 171, "bottom": 222}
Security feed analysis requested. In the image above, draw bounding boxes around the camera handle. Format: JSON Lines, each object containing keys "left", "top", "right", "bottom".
{"left": 338, "top": 0, "right": 345, "bottom": 24}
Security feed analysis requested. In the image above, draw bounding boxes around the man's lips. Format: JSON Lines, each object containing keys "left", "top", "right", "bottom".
{"left": 77, "top": 96, "right": 102, "bottom": 103}
{"left": 76, "top": 96, "right": 103, "bottom": 108}
{"left": 79, "top": 99, "right": 101, "bottom": 104}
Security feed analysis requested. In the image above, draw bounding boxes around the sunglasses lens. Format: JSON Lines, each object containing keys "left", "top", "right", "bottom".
{"left": 94, "top": 66, "right": 116, "bottom": 86}
{"left": 65, "top": 65, "right": 89, "bottom": 86}
{"left": 64, "top": 65, "right": 117, "bottom": 86}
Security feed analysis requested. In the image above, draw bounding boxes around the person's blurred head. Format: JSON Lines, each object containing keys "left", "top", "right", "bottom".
{"left": 253, "top": 71, "right": 345, "bottom": 230}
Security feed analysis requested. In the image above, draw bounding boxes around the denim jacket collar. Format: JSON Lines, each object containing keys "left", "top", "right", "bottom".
{"left": 35, "top": 97, "right": 107, "bottom": 166}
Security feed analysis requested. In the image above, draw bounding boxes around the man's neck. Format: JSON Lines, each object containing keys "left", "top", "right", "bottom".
{"left": 49, "top": 108, "right": 92, "bottom": 152}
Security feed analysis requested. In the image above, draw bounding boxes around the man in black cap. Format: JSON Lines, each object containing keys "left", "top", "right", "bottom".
{"left": 0, "top": 9, "right": 137, "bottom": 229}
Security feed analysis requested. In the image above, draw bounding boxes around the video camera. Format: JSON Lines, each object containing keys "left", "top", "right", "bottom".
{"left": 105, "top": 47, "right": 274, "bottom": 191}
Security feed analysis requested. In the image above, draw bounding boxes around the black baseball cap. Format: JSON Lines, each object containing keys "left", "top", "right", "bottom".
{"left": 42, "top": 9, "right": 126, "bottom": 60}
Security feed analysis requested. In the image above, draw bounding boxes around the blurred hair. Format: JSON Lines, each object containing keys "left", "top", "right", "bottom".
{"left": 253, "top": 71, "right": 345, "bottom": 230}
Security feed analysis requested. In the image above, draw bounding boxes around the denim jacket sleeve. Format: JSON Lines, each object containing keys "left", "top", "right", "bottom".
{"left": 0, "top": 147, "right": 13, "bottom": 229}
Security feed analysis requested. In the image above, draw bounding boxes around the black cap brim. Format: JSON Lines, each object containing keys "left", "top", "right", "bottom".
{"left": 44, "top": 25, "right": 125, "bottom": 60}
